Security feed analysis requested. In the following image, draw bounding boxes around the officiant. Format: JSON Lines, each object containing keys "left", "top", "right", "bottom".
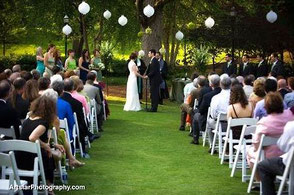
{"left": 156, "top": 52, "right": 169, "bottom": 105}
{"left": 136, "top": 51, "right": 147, "bottom": 99}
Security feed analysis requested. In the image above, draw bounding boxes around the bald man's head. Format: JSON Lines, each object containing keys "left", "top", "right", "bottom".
{"left": 278, "top": 79, "right": 287, "bottom": 89}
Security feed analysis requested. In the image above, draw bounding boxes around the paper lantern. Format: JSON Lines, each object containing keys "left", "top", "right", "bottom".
{"left": 78, "top": 1, "right": 90, "bottom": 15}
{"left": 175, "top": 31, "right": 184, "bottom": 41}
{"left": 118, "top": 15, "right": 128, "bottom": 26}
{"left": 62, "top": 24, "right": 72, "bottom": 36}
{"left": 143, "top": 4, "right": 155, "bottom": 18}
{"left": 103, "top": 10, "right": 111, "bottom": 20}
{"left": 266, "top": 10, "right": 278, "bottom": 23}
{"left": 205, "top": 17, "right": 215, "bottom": 28}
{"left": 138, "top": 50, "right": 145, "bottom": 57}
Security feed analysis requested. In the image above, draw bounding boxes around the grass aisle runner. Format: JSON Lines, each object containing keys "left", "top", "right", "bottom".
{"left": 60, "top": 101, "right": 250, "bottom": 195}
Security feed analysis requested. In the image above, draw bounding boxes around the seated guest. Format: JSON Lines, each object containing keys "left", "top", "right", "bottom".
{"left": 278, "top": 78, "right": 290, "bottom": 99}
{"left": 4, "top": 69, "right": 12, "bottom": 78}
{"left": 20, "top": 71, "right": 33, "bottom": 81}
{"left": 247, "top": 92, "right": 294, "bottom": 173}
{"left": 0, "top": 80, "right": 21, "bottom": 138}
{"left": 191, "top": 74, "right": 220, "bottom": 145}
{"left": 227, "top": 84, "right": 253, "bottom": 139}
{"left": 9, "top": 72, "right": 20, "bottom": 83}
{"left": 284, "top": 77, "right": 294, "bottom": 108}
{"left": 179, "top": 76, "right": 206, "bottom": 131}
{"left": 38, "top": 77, "right": 51, "bottom": 95}
{"left": 254, "top": 78, "right": 280, "bottom": 120}
{"left": 206, "top": 75, "right": 231, "bottom": 145}
{"left": 83, "top": 72, "right": 103, "bottom": 131}
{"left": 8, "top": 78, "right": 30, "bottom": 120}
{"left": 12, "top": 64, "right": 21, "bottom": 73}
{"left": 257, "top": 120, "right": 294, "bottom": 195}
{"left": 16, "top": 95, "right": 65, "bottom": 189}
{"left": 51, "top": 81, "right": 75, "bottom": 144}
{"left": 249, "top": 78, "right": 266, "bottom": 109}
{"left": 70, "top": 76, "right": 90, "bottom": 114}
{"left": 22, "top": 79, "right": 40, "bottom": 104}
{"left": 243, "top": 75, "right": 253, "bottom": 99}
{"left": 236, "top": 76, "right": 244, "bottom": 86}
{"left": 31, "top": 69, "right": 41, "bottom": 80}
{"left": 183, "top": 72, "right": 199, "bottom": 103}
{"left": 231, "top": 77, "right": 240, "bottom": 87}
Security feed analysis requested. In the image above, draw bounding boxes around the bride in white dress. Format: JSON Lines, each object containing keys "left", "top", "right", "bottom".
{"left": 124, "top": 53, "right": 144, "bottom": 111}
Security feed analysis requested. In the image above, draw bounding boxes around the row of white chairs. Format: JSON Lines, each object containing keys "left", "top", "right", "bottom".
{"left": 201, "top": 107, "right": 294, "bottom": 194}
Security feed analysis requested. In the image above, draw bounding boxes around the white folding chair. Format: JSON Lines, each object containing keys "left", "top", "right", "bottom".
{"left": 59, "top": 118, "right": 74, "bottom": 155}
{"left": 202, "top": 107, "right": 211, "bottom": 147}
{"left": 0, "top": 151, "right": 27, "bottom": 195}
{"left": 0, "top": 140, "right": 48, "bottom": 195}
{"left": 73, "top": 112, "right": 84, "bottom": 157}
{"left": 193, "top": 99, "right": 198, "bottom": 110}
{"left": 82, "top": 107, "right": 91, "bottom": 149}
{"left": 277, "top": 147, "right": 294, "bottom": 195}
{"left": 90, "top": 99, "right": 99, "bottom": 134}
{"left": 221, "top": 118, "right": 257, "bottom": 168}
{"left": 231, "top": 125, "right": 256, "bottom": 182}
{"left": 211, "top": 113, "right": 227, "bottom": 158}
{"left": 0, "top": 126, "right": 16, "bottom": 139}
{"left": 247, "top": 135, "right": 279, "bottom": 194}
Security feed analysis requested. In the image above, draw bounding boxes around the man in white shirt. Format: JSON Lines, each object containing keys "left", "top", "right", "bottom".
{"left": 183, "top": 72, "right": 199, "bottom": 103}
{"left": 206, "top": 75, "right": 231, "bottom": 145}
{"left": 257, "top": 121, "right": 294, "bottom": 195}
{"left": 243, "top": 75, "right": 253, "bottom": 99}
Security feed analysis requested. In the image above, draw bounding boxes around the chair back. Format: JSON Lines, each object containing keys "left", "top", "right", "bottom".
{"left": 0, "top": 126, "right": 16, "bottom": 139}
{"left": 0, "top": 139, "right": 38, "bottom": 153}
{"left": 261, "top": 134, "right": 280, "bottom": 147}
{"left": 228, "top": 118, "right": 258, "bottom": 128}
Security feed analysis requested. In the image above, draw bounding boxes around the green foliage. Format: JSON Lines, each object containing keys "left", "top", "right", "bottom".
{"left": 191, "top": 45, "right": 211, "bottom": 74}
{"left": 108, "top": 59, "right": 127, "bottom": 76}
{"left": 0, "top": 54, "right": 36, "bottom": 72}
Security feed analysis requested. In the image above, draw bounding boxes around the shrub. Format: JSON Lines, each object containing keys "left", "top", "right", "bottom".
{"left": 0, "top": 54, "right": 36, "bottom": 72}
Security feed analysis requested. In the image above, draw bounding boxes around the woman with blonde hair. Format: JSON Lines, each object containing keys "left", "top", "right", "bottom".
{"left": 36, "top": 47, "right": 45, "bottom": 76}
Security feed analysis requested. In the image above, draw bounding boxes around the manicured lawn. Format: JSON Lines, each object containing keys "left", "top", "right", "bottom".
{"left": 60, "top": 100, "right": 253, "bottom": 195}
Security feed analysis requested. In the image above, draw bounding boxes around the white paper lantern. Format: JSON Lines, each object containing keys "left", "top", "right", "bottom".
{"left": 118, "top": 15, "right": 128, "bottom": 26}
{"left": 205, "top": 17, "right": 215, "bottom": 28}
{"left": 62, "top": 24, "right": 72, "bottom": 36}
{"left": 78, "top": 1, "right": 90, "bottom": 15}
{"left": 143, "top": 4, "right": 155, "bottom": 18}
{"left": 266, "top": 10, "right": 278, "bottom": 23}
{"left": 103, "top": 10, "right": 111, "bottom": 20}
{"left": 138, "top": 50, "right": 145, "bottom": 57}
{"left": 175, "top": 31, "right": 184, "bottom": 41}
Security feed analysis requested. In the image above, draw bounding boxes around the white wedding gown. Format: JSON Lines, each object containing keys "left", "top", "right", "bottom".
{"left": 123, "top": 60, "right": 141, "bottom": 111}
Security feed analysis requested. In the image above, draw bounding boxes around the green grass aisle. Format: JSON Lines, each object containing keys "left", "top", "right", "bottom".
{"left": 60, "top": 101, "right": 250, "bottom": 195}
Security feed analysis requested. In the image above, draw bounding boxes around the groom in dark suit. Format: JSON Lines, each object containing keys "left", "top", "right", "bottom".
{"left": 144, "top": 49, "right": 162, "bottom": 112}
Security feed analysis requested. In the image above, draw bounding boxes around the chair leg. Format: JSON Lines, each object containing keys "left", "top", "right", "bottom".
{"left": 231, "top": 143, "right": 241, "bottom": 178}
{"left": 247, "top": 158, "right": 259, "bottom": 193}
{"left": 202, "top": 129, "right": 208, "bottom": 147}
{"left": 211, "top": 129, "right": 217, "bottom": 155}
{"left": 242, "top": 148, "right": 247, "bottom": 182}
{"left": 221, "top": 130, "right": 229, "bottom": 164}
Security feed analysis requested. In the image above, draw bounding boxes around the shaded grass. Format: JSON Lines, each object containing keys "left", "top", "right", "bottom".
{"left": 59, "top": 101, "right": 252, "bottom": 195}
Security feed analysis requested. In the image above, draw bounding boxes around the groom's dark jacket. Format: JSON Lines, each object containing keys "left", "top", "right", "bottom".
{"left": 147, "top": 57, "right": 162, "bottom": 85}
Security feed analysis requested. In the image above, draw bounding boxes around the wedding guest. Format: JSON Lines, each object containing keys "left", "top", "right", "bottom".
{"left": 31, "top": 69, "right": 40, "bottom": 80}
{"left": 257, "top": 121, "right": 294, "bottom": 195}
{"left": 236, "top": 76, "right": 244, "bottom": 86}
{"left": 8, "top": 78, "right": 30, "bottom": 120}
{"left": 91, "top": 49, "right": 103, "bottom": 81}
{"left": 36, "top": 47, "right": 45, "bottom": 76}
{"left": 38, "top": 77, "right": 51, "bottom": 95}
{"left": 191, "top": 74, "right": 220, "bottom": 145}
{"left": 22, "top": 79, "right": 40, "bottom": 104}
{"left": 70, "top": 76, "right": 90, "bottom": 114}
{"left": 239, "top": 55, "right": 254, "bottom": 77}
{"left": 284, "top": 77, "right": 294, "bottom": 108}
{"left": 20, "top": 71, "right": 33, "bottom": 81}
{"left": 270, "top": 53, "right": 285, "bottom": 78}
{"left": 156, "top": 52, "right": 169, "bottom": 104}
{"left": 243, "top": 76, "right": 254, "bottom": 99}
{"left": 249, "top": 78, "right": 266, "bottom": 109}
{"left": 183, "top": 72, "right": 199, "bottom": 103}
{"left": 79, "top": 49, "right": 91, "bottom": 83}
{"left": 12, "top": 65, "right": 21, "bottom": 73}
{"left": 4, "top": 69, "right": 12, "bottom": 78}
{"left": 44, "top": 44, "right": 56, "bottom": 77}
{"left": 65, "top": 49, "right": 77, "bottom": 71}
{"left": 278, "top": 78, "right": 290, "bottom": 98}
{"left": 64, "top": 70, "right": 76, "bottom": 79}
{"left": 0, "top": 80, "right": 21, "bottom": 138}
{"left": 179, "top": 76, "right": 205, "bottom": 131}
{"left": 9, "top": 72, "right": 20, "bottom": 83}
{"left": 222, "top": 54, "right": 237, "bottom": 76}
{"left": 255, "top": 54, "right": 268, "bottom": 78}
{"left": 16, "top": 95, "right": 64, "bottom": 188}
{"left": 227, "top": 84, "right": 253, "bottom": 138}
{"left": 231, "top": 77, "right": 240, "bottom": 87}
{"left": 247, "top": 92, "right": 294, "bottom": 174}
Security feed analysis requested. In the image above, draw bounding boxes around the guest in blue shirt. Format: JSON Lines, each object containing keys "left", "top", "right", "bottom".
{"left": 284, "top": 77, "right": 294, "bottom": 108}
{"left": 52, "top": 81, "right": 75, "bottom": 141}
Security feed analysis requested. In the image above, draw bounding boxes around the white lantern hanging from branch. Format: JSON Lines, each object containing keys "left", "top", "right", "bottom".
{"left": 143, "top": 4, "right": 155, "bottom": 18}
{"left": 103, "top": 10, "right": 111, "bottom": 20}
{"left": 266, "top": 10, "right": 278, "bottom": 23}
{"left": 205, "top": 17, "right": 215, "bottom": 28}
{"left": 62, "top": 24, "right": 72, "bottom": 36}
{"left": 118, "top": 15, "right": 128, "bottom": 26}
{"left": 175, "top": 31, "right": 184, "bottom": 41}
{"left": 78, "top": 1, "right": 90, "bottom": 15}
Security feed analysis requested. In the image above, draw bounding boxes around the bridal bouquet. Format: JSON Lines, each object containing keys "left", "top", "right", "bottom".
{"left": 89, "top": 62, "right": 105, "bottom": 70}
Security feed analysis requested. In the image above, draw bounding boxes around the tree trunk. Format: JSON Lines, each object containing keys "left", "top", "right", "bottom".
{"left": 82, "top": 15, "right": 89, "bottom": 51}
{"left": 2, "top": 40, "right": 5, "bottom": 56}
